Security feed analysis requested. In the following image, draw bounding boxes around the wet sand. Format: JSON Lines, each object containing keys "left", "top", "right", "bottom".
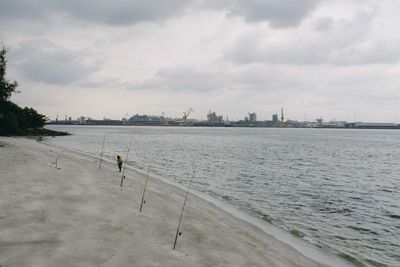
{"left": 0, "top": 137, "right": 351, "bottom": 266}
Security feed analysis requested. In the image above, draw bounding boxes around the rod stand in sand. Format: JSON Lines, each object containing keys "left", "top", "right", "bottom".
{"left": 139, "top": 167, "right": 151, "bottom": 212}
{"left": 120, "top": 136, "right": 133, "bottom": 187}
{"left": 173, "top": 170, "right": 195, "bottom": 249}
{"left": 53, "top": 150, "right": 63, "bottom": 169}
{"left": 99, "top": 135, "right": 106, "bottom": 169}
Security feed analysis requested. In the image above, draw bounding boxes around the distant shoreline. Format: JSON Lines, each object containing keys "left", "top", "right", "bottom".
{"left": 46, "top": 122, "right": 400, "bottom": 130}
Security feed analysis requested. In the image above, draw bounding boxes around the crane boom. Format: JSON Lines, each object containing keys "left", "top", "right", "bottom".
{"left": 182, "top": 108, "right": 194, "bottom": 125}
{"left": 280, "top": 108, "right": 285, "bottom": 127}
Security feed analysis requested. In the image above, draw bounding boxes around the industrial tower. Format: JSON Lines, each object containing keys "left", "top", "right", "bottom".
{"left": 280, "top": 107, "right": 285, "bottom": 127}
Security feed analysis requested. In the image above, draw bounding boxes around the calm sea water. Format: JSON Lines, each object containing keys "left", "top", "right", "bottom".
{"left": 45, "top": 125, "right": 400, "bottom": 267}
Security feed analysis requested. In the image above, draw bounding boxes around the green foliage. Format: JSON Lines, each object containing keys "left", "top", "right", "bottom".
{"left": 0, "top": 47, "right": 18, "bottom": 101}
{"left": 0, "top": 101, "right": 46, "bottom": 135}
{"left": 20, "top": 107, "right": 47, "bottom": 129}
{"left": 0, "top": 46, "right": 47, "bottom": 136}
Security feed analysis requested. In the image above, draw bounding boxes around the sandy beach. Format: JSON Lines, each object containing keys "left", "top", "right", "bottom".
{"left": 0, "top": 137, "right": 351, "bottom": 267}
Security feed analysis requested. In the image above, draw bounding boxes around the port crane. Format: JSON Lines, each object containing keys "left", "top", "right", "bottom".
{"left": 280, "top": 107, "right": 285, "bottom": 128}
{"left": 182, "top": 108, "right": 194, "bottom": 125}
{"left": 122, "top": 113, "right": 129, "bottom": 125}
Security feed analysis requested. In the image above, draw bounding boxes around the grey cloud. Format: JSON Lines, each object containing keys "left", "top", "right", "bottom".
{"left": 131, "top": 67, "right": 227, "bottom": 92}
{"left": 0, "top": 0, "right": 193, "bottom": 25}
{"left": 313, "top": 17, "right": 334, "bottom": 31}
{"left": 54, "top": 0, "right": 193, "bottom": 25}
{"left": 78, "top": 77, "right": 128, "bottom": 89}
{"left": 12, "top": 40, "right": 99, "bottom": 85}
{"left": 204, "top": 0, "right": 321, "bottom": 27}
{"left": 0, "top": 0, "right": 54, "bottom": 23}
{"left": 129, "top": 65, "right": 306, "bottom": 95}
{"left": 0, "top": 0, "right": 319, "bottom": 27}
{"left": 232, "top": 67, "right": 308, "bottom": 92}
{"left": 329, "top": 40, "right": 400, "bottom": 65}
{"left": 225, "top": 32, "right": 327, "bottom": 65}
{"left": 226, "top": 11, "right": 400, "bottom": 65}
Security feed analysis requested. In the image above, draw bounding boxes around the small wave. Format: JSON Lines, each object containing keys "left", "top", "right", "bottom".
{"left": 349, "top": 196, "right": 363, "bottom": 200}
{"left": 381, "top": 189, "right": 394, "bottom": 193}
{"left": 290, "top": 229, "right": 305, "bottom": 238}
{"left": 295, "top": 163, "right": 308, "bottom": 167}
{"left": 252, "top": 210, "right": 274, "bottom": 223}
{"left": 319, "top": 207, "right": 353, "bottom": 214}
{"left": 348, "top": 226, "right": 379, "bottom": 235}
{"left": 260, "top": 214, "right": 273, "bottom": 223}
{"left": 331, "top": 235, "right": 347, "bottom": 241}
{"left": 222, "top": 195, "right": 231, "bottom": 200}
{"left": 337, "top": 252, "right": 366, "bottom": 267}
{"left": 387, "top": 213, "right": 400, "bottom": 219}
{"left": 364, "top": 258, "right": 388, "bottom": 267}
{"left": 328, "top": 208, "right": 353, "bottom": 214}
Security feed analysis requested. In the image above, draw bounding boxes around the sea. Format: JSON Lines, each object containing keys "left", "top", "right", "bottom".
{"left": 44, "top": 125, "right": 400, "bottom": 267}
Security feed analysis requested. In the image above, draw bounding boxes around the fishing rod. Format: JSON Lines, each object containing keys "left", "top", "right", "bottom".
{"left": 173, "top": 168, "right": 195, "bottom": 250}
{"left": 139, "top": 166, "right": 151, "bottom": 212}
{"left": 120, "top": 136, "right": 133, "bottom": 187}
{"left": 53, "top": 149, "right": 63, "bottom": 169}
{"left": 99, "top": 134, "right": 106, "bottom": 169}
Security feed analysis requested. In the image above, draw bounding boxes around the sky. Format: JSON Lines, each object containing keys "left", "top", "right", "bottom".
{"left": 1, "top": 0, "right": 400, "bottom": 122}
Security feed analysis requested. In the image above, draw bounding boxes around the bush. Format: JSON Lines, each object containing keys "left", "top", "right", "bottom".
{"left": 0, "top": 101, "right": 46, "bottom": 135}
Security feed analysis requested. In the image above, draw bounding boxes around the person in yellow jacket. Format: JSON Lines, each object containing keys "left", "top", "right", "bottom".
{"left": 116, "top": 155, "right": 123, "bottom": 172}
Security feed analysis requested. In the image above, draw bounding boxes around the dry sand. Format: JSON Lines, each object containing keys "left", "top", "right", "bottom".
{"left": 0, "top": 137, "right": 352, "bottom": 267}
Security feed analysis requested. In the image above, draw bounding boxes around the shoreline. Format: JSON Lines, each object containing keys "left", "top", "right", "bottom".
{"left": 0, "top": 127, "right": 70, "bottom": 137}
{"left": 0, "top": 137, "right": 352, "bottom": 266}
{"left": 46, "top": 122, "right": 400, "bottom": 130}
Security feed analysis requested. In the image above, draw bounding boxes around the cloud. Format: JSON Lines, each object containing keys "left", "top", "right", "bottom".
{"left": 54, "top": 0, "right": 193, "bottom": 25}
{"left": 312, "top": 16, "right": 334, "bottom": 31}
{"left": 204, "top": 0, "right": 321, "bottom": 27}
{"left": 0, "top": 0, "right": 194, "bottom": 26}
{"left": 0, "top": 0, "right": 320, "bottom": 28}
{"left": 84, "top": 60, "right": 310, "bottom": 101}
{"left": 2, "top": 0, "right": 400, "bottom": 122}
{"left": 226, "top": 10, "right": 400, "bottom": 65}
{"left": 131, "top": 67, "right": 228, "bottom": 92}
{"left": 0, "top": 0, "right": 54, "bottom": 23}
{"left": 11, "top": 40, "right": 99, "bottom": 85}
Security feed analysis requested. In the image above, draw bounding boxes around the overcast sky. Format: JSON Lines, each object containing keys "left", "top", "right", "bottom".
{"left": 1, "top": 0, "right": 400, "bottom": 122}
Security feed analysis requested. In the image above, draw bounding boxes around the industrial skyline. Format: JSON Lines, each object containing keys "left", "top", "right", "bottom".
{"left": 50, "top": 108, "right": 400, "bottom": 129}
{"left": 50, "top": 105, "right": 400, "bottom": 125}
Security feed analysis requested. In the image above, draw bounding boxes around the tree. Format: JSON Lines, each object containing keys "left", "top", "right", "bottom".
{"left": 0, "top": 46, "right": 47, "bottom": 135}
{"left": 0, "top": 46, "right": 18, "bottom": 102}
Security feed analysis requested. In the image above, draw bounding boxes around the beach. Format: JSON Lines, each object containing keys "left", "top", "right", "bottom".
{"left": 0, "top": 137, "right": 350, "bottom": 267}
